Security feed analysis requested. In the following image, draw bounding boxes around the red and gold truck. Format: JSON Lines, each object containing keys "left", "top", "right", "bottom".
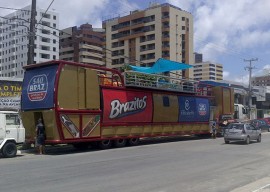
{"left": 21, "top": 60, "right": 234, "bottom": 149}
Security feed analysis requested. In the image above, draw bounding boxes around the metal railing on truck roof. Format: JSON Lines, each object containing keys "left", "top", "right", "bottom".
{"left": 123, "top": 71, "right": 212, "bottom": 96}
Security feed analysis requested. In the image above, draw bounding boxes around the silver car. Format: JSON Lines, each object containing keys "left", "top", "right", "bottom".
{"left": 224, "top": 122, "right": 261, "bottom": 144}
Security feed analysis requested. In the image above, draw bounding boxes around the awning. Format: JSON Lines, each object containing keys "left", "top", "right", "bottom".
{"left": 129, "top": 58, "right": 193, "bottom": 74}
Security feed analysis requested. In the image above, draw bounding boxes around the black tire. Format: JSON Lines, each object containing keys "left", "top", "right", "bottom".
{"left": 113, "top": 139, "right": 127, "bottom": 148}
{"left": 245, "top": 136, "right": 250, "bottom": 145}
{"left": 2, "top": 142, "right": 17, "bottom": 158}
{"left": 268, "top": 128, "right": 270, "bottom": 132}
{"left": 127, "top": 138, "right": 139, "bottom": 146}
{"left": 72, "top": 143, "right": 89, "bottom": 150}
{"left": 257, "top": 134, "right": 261, "bottom": 143}
{"left": 98, "top": 140, "right": 112, "bottom": 150}
{"left": 224, "top": 139, "right": 230, "bottom": 144}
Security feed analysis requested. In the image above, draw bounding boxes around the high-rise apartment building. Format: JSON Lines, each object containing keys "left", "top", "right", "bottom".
{"left": 0, "top": 5, "right": 59, "bottom": 78}
{"left": 193, "top": 62, "right": 223, "bottom": 81}
{"left": 60, "top": 24, "right": 104, "bottom": 65}
{"left": 103, "top": 3, "right": 194, "bottom": 78}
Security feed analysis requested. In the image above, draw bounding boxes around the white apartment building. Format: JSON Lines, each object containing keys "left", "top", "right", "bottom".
{"left": 0, "top": 5, "right": 59, "bottom": 78}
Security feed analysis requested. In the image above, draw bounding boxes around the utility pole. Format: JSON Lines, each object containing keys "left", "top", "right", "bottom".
{"left": 244, "top": 58, "right": 258, "bottom": 119}
{"left": 27, "top": 0, "right": 36, "bottom": 65}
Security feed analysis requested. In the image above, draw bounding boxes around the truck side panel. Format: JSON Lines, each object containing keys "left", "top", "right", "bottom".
{"left": 58, "top": 65, "right": 100, "bottom": 110}
{"left": 212, "top": 86, "right": 234, "bottom": 117}
{"left": 21, "top": 110, "right": 60, "bottom": 142}
{"left": 58, "top": 65, "right": 79, "bottom": 109}
{"left": 153, "top": 94, "right": 179, "bottom": 122}
{"left": 102, "top": 88, "right": 153, "bottom": 124}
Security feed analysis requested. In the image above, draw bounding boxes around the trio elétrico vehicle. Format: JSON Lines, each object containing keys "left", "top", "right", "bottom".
{"left": 20, "top": 60, "right": 235, "bottom": 150}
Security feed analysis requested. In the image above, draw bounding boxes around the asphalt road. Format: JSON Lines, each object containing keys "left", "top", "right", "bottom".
{"left": 1, "top": 133, "right": 270, "bottom": 192}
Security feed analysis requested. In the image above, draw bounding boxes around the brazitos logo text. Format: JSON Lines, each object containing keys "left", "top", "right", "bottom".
{"left": 109, "top": 96, "right": 147, "bottom": 119}
{"left": 27, "top": 74, "right": 48, "bottom": 101}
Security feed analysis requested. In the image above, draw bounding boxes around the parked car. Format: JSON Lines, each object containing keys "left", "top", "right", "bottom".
{"left": 224, "top": 122, "right": 261, "bottom": 144}
{"left": 250, "top": 119, "right": 270, "bottom": 132}
{"left": 262, "top": 117, "right": 270, "bottom": 125}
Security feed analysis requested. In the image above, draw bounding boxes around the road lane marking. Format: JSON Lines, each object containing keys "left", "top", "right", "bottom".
{"left": 231, "top": 177, "right": 270, "bottom": 192}
{"left": 252, "top": 183, "right": 270, "bottom": 192}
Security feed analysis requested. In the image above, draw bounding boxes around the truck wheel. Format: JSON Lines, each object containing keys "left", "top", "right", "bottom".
{"left": 2, "top": 142, "right": 17, "bottom": 158}
{"left": 113, "top": 139, "right": 127, "bottom": 148}
{"left": 98, "top": 140, "right": 112, "bottom": 150}
{"left": 224, "top": 139, "right": 230, "bottom": 144}
{"left": 127, "top": 138, "right": 139, "bottom": 146}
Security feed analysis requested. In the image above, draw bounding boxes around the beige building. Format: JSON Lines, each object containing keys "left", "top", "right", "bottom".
{"left": 59, "top": 23, "right": 104, "bottom": 66}
{"left": 193, "top": 62, "right": 223, "bottom": 81}
{"left": 102, "top": 3, "right": 194, "bottom": 78}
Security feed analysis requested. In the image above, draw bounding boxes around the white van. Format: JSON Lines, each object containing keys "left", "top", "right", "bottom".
{"left": 0, "top": 111, "right": 25, "bottom": 158}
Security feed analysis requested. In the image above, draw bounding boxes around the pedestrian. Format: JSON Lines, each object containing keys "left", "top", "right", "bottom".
{"left": 211, "top": 120, "right": 217, "bottom": 139}
{"left": 36, "top": 118, "right": 46, "bottom": 154}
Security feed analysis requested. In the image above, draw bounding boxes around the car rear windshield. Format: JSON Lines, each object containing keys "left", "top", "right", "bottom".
{"left": 228, "top": 124, "right": 244, "bottom": 130}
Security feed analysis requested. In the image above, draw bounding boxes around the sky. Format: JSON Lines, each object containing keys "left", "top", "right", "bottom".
{"left": 1, "top": 0, "right": 270, "bottom": 84}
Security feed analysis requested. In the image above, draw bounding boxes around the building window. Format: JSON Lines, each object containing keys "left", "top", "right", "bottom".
{"left": 162, "top": 12, "right": 169, "bottom": 19}
{"left": 41, "top": 21, "right": 50, "bottom": 27}
{"left": 40, "top": 54, "right": 50, "bottom": 59}
{"left": 41, "top": 13, "right": 50, "bottom": 19}
{"left": 41, "top": 37, "right": 50, "bottom": 43}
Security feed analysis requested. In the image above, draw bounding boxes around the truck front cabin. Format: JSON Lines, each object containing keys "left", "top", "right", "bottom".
{"left": 0, "top": 111, "right": 25, "bottom": 158}
{"left": 21, "top": 60, "right": 233, "bottom": 148}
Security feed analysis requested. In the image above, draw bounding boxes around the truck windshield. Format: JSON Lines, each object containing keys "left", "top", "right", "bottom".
{"left": 6, "top": 114, "right": 20, "bottom": 125}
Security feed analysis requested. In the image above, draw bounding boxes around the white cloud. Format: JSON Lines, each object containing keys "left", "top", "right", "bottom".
{"left": 223, "top": 71, "right": 230, "bottom": 79}
{"left": 44, "top": 0, "right": 109, "bottom": 28}
{"left": 51, "top": 0, "right": 140, "bottom": 28}
{"left": 0, "top": 0, "right": 140, "bottom": 29}
{"left": 168, "top": 0, "right": 270, "bottom": 55}
{"left": 263, "top": 65, "right": 270, "bottom": 70}
{"left": 232, "top": 74, "right": 249, "bottom": 85}
{"left": 253, "top": 64, "right": 270, "bottom": 77}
